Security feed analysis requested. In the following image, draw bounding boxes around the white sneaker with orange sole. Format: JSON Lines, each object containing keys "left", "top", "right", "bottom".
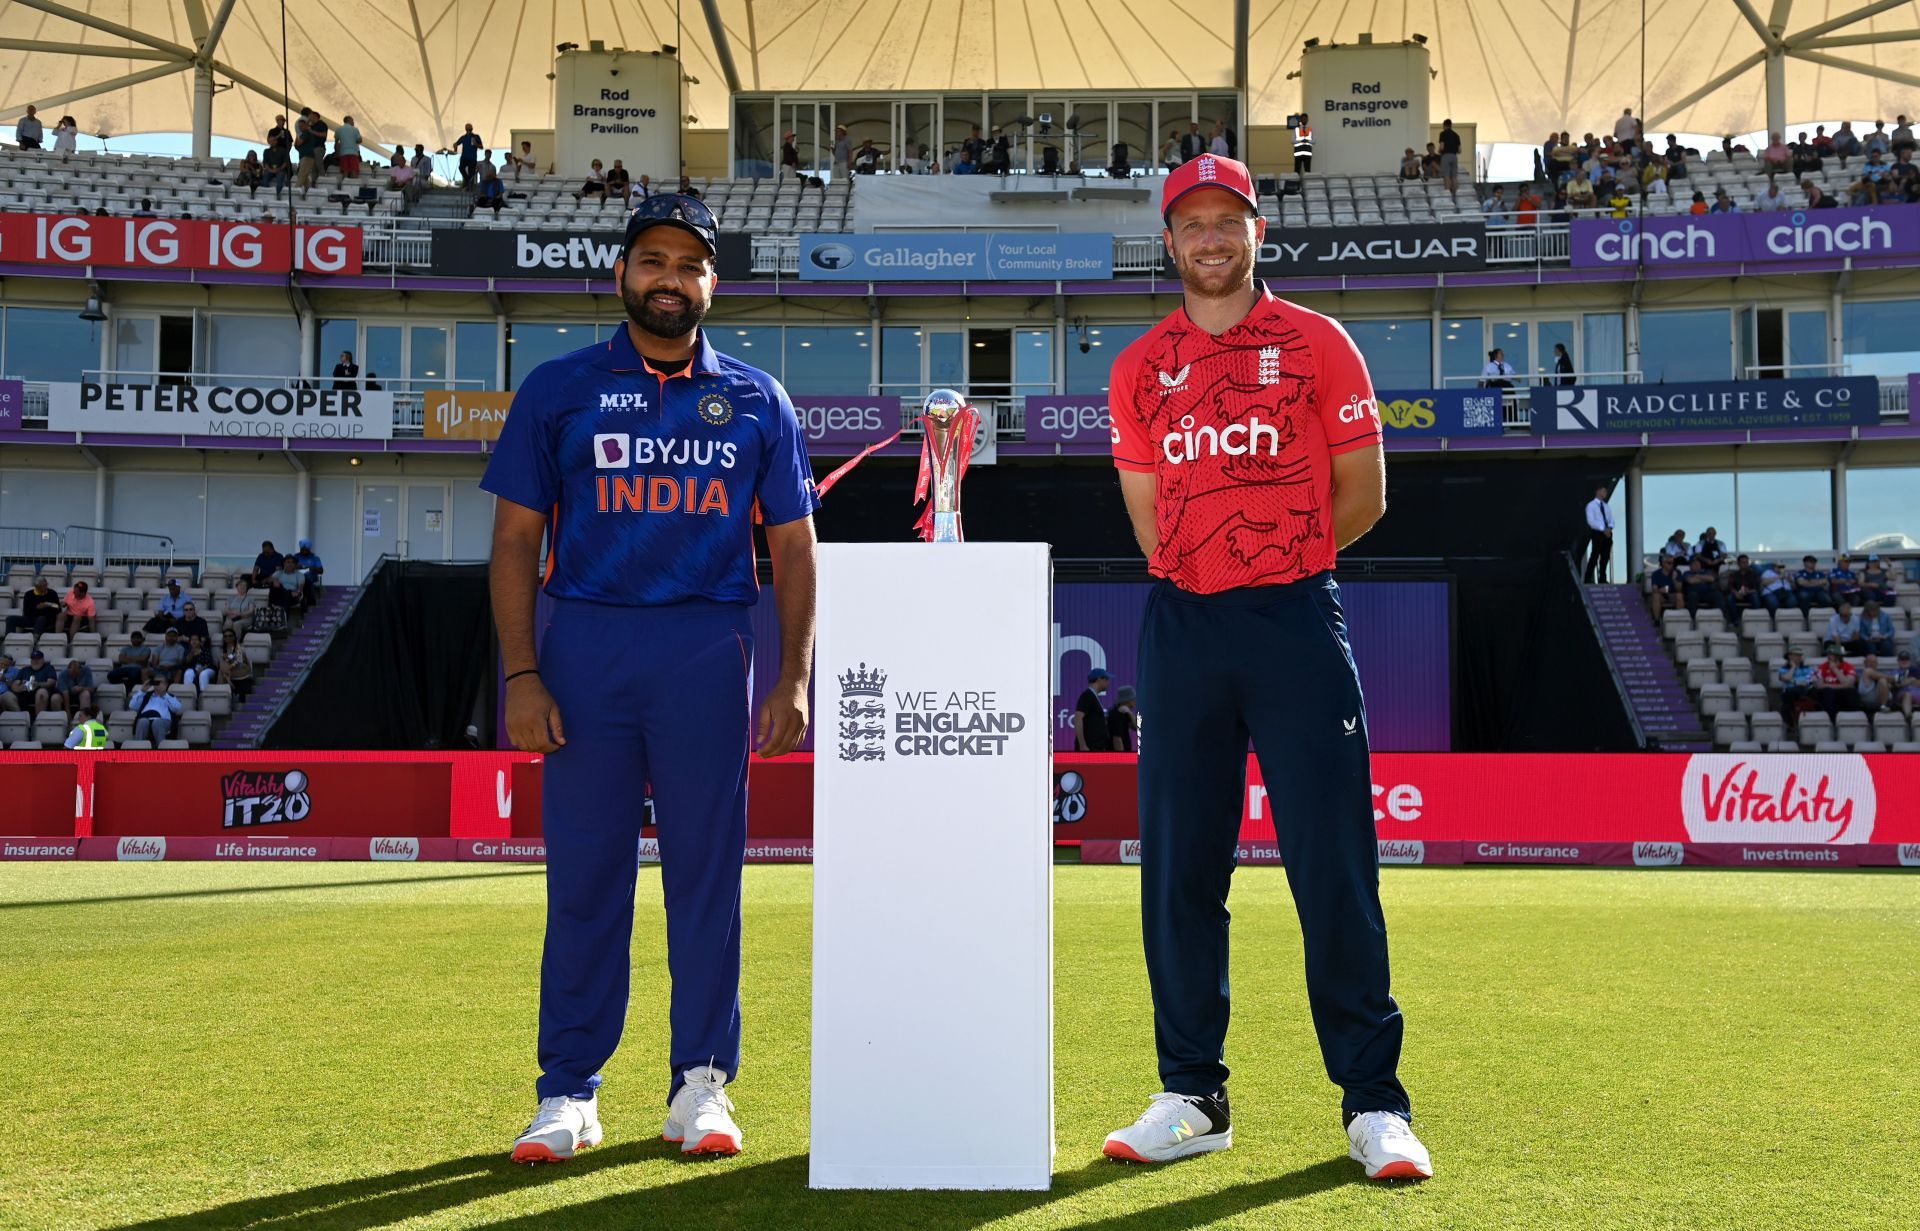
{"left": 1347, "top": 1110, "right": 1433, "bottom": 1180}
{"left": 511, "top": 1094, "right": 604, "bottom": 1164}
{"left": 662, "top": 1065, "right": 743, "bottom": 1156}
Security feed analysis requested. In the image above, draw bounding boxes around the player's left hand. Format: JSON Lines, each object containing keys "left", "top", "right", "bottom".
{"left": 756, "top": 676, "right": 809, "bottom": 758}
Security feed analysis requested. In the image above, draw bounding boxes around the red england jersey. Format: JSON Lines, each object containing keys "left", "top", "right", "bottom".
{"left": 1109, "top": 283, "right": 1384, "bottom": 594}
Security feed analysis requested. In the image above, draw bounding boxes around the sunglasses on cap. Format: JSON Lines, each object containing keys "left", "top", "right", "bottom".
{"left": 629, "top": 192, "right": 716, "bottom": 230}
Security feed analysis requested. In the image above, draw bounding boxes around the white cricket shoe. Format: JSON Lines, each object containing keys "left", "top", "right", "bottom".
{"left": 662, "top": 1065, "right": 743, "bottom": 1156}
{"left": 511, "top": 1094, "right": 604, "bottom": 1164}
{"left": 1347, "top": 1110, "right": 1433, "bottom": 1180}
{"left": 1101, "top": 1090, "right": 1233, "bottom": 1163}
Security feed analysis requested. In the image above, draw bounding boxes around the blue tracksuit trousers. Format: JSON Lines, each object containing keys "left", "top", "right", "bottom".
{"left": 1137, "top": 573, "right": 1410, "bottom": 1118}
{"left": 535, "top": 597, "right": 753, "bottom": 1104}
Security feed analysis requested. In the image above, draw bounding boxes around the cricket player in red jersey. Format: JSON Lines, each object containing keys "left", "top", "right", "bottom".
{"left": 1099, "top": 154, "right": 1432, "bottom": 1180}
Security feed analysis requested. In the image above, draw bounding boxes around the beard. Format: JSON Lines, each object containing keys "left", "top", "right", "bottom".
{"left": 1172, "top": 242, "right": 1255, "bottom": 299}
{"left": 621, "top": 282, "right": 708, "bottom": 339}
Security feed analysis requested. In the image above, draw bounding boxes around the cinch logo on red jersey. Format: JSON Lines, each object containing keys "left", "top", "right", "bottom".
{"left": 1336, "top": 394, "right": 1377, "bottom": 425}
{"left": 1161, "top": 413, "right": 1282, "bottom": 464}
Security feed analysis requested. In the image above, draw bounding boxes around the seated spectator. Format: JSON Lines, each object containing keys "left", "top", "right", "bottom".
{"left": 251, "top": 540, "right": 283, "bottom": 588}
{"left": 1860, "top": 555, "right": 1896, "bottom": 604}
{"left": 387, "top": 151, "right": 416, "bottom": 195}
{"left": 1896, "top": 651, "right": 1920, "bottom": 720}
{"left": 1565, "top": 169, "right": 1597, "bottom": 209}
{"left": 1663, "top": 134, "right": 1688, "bottom": 178}
{"left": 1682, "top": 554, "right": 1720, "bottom": 614}
{"left": 53, "top": 580, "right": 95, "bottom": 636}
{"left": 1660, "top": 529, "right": 1691, "bottom": 563}
{"left": 16, "top": 103, "right": 42, "bottom": 149}
{"left": 633, "top": 173, "right": 653, "bottom": 199}
{"left": 951, "top": 146, "right": 978, "bottom": 174}
{"left": 1811, "top": 644, "right": 1858, "bottom": 718}
{"left": 63, "top": 704, "right": 108, "bottom": 749}
{"left": 1860, "top": 600, "right": 1897, "bottom": 657}
{"left": 1649, "top": 555, "right": 1682, "bottom": 619}
{"left": 1803, "top": 180, "right": 1839, "bottom": 209}
{"left": 182, "top": 635, "right": 216, "bottom": 692}
{"left": 293, "top": 539, "right": 325, "bottom": 605}
{"left": 219, "top": 628, "right": 255, "bottom": 702}
{"left": 1707, "top": 187, "right": 1737, "bottom": 214}
{"left": 1834, "top": 120, "right": 1861, "bottom": 167}
{"left": 0, "top": 653, "right": 27, "bottom": 711}
{"left": 143, "top": 579, "right": 190, "bottom": 634}
{"left": 1761, "top": 131, "right": 1791, "bottom": 175}
{"left": 1695, "top": 527, "right": 1726, "bottom": 569}
{"left": 21, "top": 649, "right": 58, "bottom": 716}
{"left": 132, "top": 197, "right": 157, "bottom": 218}
{"left": 107, "top": 631, "right": 153, "bottom": 686}
{"left": 1793, "top": 555, "right": 1832, "bottom": 610}
{"left": 1481, "top": 187, "right": 1509, "bottom": 222}
{"left": 174, "top": 602, "right": 211, "bottom": 647}
{"left": 1689, "top": 190, "right": 1709, "bottom": 215}
{"left": 129, "top": 677, "right": 182, "bottom": 744}
{"left": 262, "top": 138, "right": 292, "bottom": 194}
{"left": 1826, "top": 602, "right": 1865, "bottom": 655}
{"left": 1606, "top": 183, "right": 1632, "bottom": 218}
{"left": 603, "top": 159, "right": 632, "bottom": 203}
{"left": 1789, "top": 131, "right": 1822, "bottom": 176}
{"left": 51, "top": 657, "right": 93, "bottom": 714}
{"left": 677, "top": 175, "right": 700, "bottom": 198}
{"left": 1722, "top": 554, "right": 1761, "bottom": 619}
{"left": 151, "top": 628, "right": 188, "bottom": 684}
{"left": 575, "top": 159, "right": 608, "bottom": 201}
{"left": 5, "top": 576, "right": 59, "bottom": 638}
{"left": 1420, "top": 143, "right": 1442, "bottom": 179}
{"left": 1856, "top": 655, "right": 1895, "bottom": 715}
{"left": 1399, "top": 147, "right": 1422, "bottom": 179}
{"left": 1777, "top": 649, "right": 1816, "bottom": 720}
{"left": 1813, "top": 125, "right": 1835, "bottom": 158}
{"left": 52, "top": 114, "right": 77, "bottom": 154}
{"left": 267, "top": 572, "right": 300, "bottom": 619}
{"left": 1751, "top": 181, "right": 1788, "bottom": 211}
{"left": 1850, "top": 150, "right": 1891, "bottom": 204}
{"left": 235, "top": 150, "right": 264, "bottom": 195}
{"left": 223, "top": 579, "right": 259, "bottom": 637}
{"left": 1828, "top": 554, "right": 1862, "bottom": 605}
{"left": 1638, "top": 158, "right": 1666, "bottom": 191}
{"left": 474, "top": 152, "right": 505, "bottom": 212}
{"left": 1759, "top": 561, "right": 1793, "bottom": 611}
{"left": 1891, "top": 149, "right": 1920, "bottom": 202}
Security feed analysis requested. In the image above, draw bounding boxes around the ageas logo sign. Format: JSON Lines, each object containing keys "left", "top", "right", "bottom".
{"left": 1681, "top": 755, "right": 1875, "bottom": 844}
{"left": 222, "top": 768, "right": 314, "bottom": 828}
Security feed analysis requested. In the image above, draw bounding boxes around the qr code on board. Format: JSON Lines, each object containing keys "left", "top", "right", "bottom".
{"left": 1461, "top": 395, "right": 1501, "bottom": 429}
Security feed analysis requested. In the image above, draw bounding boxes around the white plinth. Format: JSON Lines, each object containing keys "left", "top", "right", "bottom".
{"left": 811, "top": 542, "right": 1054, "bottom": 1190}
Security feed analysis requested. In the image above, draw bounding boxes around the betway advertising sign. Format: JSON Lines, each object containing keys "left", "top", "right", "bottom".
{"left": 798, "top": 232, "right": 1112, "bottom": 281}
{"left": 47, "top": 382, "right": 396, "bottom": 440}
{"left": 1570, "top": 206, "right": 1920, "bottom": 268}
{"left": 1253, "top": 222, "right": 1484, "bottom": 276}
{"left": 0, "top": 214, "right": 361, "bottom": 274}
{"left": 1532, "top": 377, "right": 1881, "bottom": 433}
{"left": 429, "top": 229, "right": 751, "bottom": 280}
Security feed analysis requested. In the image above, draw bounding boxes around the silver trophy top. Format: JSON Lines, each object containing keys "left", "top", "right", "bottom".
{"left": 923, "top": 388, "right": 968, "bottom": 425}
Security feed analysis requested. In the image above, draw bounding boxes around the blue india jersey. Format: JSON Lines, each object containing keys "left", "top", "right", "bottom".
{"left": 481, "top": 325, "right": 819, "bottom": 606}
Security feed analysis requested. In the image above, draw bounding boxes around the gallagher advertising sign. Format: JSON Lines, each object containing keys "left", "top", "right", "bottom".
{"left": 0, "top": 214, "right": 361, "bottom": 274}
{"left": 798, "top": 232, "right": 1113, "bottom": 281}
{"left": 1569, "top": 206, "right": 1920, "bottom": 268}
{"left": 1254, "top": 222, "right": 1485, "bottom": 276}
{"left": 47, "top": 382, "right": 396, "bottom": 440}
{"left": 1532, "top": 377, "right": 1881, "bottom": 433}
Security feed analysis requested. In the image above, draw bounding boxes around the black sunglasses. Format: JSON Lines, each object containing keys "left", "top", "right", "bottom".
{"left": 630, "top": 193, "right": 715, "bottom": 231}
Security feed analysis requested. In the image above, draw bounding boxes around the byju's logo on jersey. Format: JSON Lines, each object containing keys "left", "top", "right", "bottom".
{"left": 221, "top": 769, "right": 312, "bottom": 828}
{"left": 836, "top": 663, "right": 888, "bottom": 762}
{"left": 598, "top": 392, "right": 650, "bottom": 412}
{"left": 593, "top": 433, "right": 630, "bottom": 468}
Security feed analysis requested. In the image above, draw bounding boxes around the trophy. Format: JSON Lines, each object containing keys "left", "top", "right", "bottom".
{"left": 913, "top": 388, "right": 979, "bottom": 543}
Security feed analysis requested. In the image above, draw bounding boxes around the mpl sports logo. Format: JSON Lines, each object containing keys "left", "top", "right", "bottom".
{"left": 1681, "top": 754, "right": 1875, "bottom": 844}
{"left": 221, "top": 769, "right": 313, "bottom": 829}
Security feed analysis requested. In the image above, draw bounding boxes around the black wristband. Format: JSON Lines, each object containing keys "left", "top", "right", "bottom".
{"left": 505, "top": 668, "right": 540, "bottom": 683}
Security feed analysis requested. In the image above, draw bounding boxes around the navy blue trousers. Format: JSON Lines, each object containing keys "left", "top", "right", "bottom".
{"left": 535, "top": 597, "right": 753, "bottom": 1104}
{"left": 1137, "top": 573, "right": 1410, "bottom": 1117}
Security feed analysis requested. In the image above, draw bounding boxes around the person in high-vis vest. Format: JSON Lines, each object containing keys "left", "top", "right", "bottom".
{"left": 64, "top": 705, "right": 109, "bottom": 749}
{"left": 1293, "top": 123, "right": 1314, "bottom": 173}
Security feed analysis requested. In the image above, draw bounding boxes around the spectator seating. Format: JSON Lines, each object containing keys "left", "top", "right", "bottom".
{"left": 0, "top": 147, "right": 399, "bottom": 229}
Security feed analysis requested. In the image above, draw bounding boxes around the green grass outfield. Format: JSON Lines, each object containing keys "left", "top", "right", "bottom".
{"left": 2, "top": 863, "right": 1913, "bottom": 1231}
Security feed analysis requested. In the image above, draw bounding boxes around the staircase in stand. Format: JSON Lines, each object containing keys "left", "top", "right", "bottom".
{"left": 1583, "top": 584, "right": 1712, "bottom": 751}
{"left": 410, "top": 186, "right": 475, "bottom": 220}
{"left": 213, "top": 586, "right": 357, "bottom": 749}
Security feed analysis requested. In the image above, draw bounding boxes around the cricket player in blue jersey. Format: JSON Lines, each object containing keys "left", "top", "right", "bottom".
{"left": 485, "top": 195, "right": 819, "bottom": 1163}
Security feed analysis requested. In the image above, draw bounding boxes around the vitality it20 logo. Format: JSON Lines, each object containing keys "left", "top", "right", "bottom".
{"left": 221, "top": 769, "right": 313, "bottom": 828}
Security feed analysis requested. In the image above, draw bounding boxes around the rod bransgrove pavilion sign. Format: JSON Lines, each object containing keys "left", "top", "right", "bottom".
{"left": 0, "top": 214, "right": 363, "bottom": 274}
{"left": 47, "top": 382, "right": 396, "bottom": 440}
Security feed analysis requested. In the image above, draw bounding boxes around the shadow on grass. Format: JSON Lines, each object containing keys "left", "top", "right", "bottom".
{"left": 0, "top": 868, "right": 542, "bottom": 912}
{"left": 103, "top": 1143, "right": 1362, "bottom": 1231}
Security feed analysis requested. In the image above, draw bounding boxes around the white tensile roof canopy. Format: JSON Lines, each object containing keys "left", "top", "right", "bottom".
{"left": 0, "top": 0, "right": 1915, "bottom": 155}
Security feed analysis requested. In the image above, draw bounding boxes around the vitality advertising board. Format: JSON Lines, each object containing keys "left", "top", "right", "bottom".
{"left": 428, "top": 228, "right": 752, "bottom": 280}
{"left": 798, "top": 232, "right": 1113, "bottom": 281}
{"left": 47, "top": 381, "right": 396, "bottom": 440}
{"left": 1531, "top": 377, "right": 1881, "bottom": 433}
{"left": 1569, "top": 206, "right": 1920, "bottom": 268}
{"left": 1252, "top": 222, "right": 1485, "bottom": 276}
{"left": 0, "top": 214, "right": 362, "bottom": 274}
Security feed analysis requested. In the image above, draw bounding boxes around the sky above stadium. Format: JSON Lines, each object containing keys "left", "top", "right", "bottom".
{"left": 0, "top": 0, "right": 1915, "bottom": 153}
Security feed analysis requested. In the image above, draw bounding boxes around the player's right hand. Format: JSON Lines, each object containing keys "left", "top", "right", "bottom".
{"left": 506, "top": 675, "right": 567, "bottom": 753}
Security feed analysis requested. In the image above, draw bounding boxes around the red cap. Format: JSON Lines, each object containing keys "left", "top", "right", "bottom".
{"left": 1161, "top": 154, "right": 1259, "bottom": 223}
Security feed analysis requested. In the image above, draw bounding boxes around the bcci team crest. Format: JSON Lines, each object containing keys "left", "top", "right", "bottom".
{"left": 837, "top": 663, "right": 887, "bottom": 762}
{"left": 696, "top": 392, "right": 734, "bottom": 426}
